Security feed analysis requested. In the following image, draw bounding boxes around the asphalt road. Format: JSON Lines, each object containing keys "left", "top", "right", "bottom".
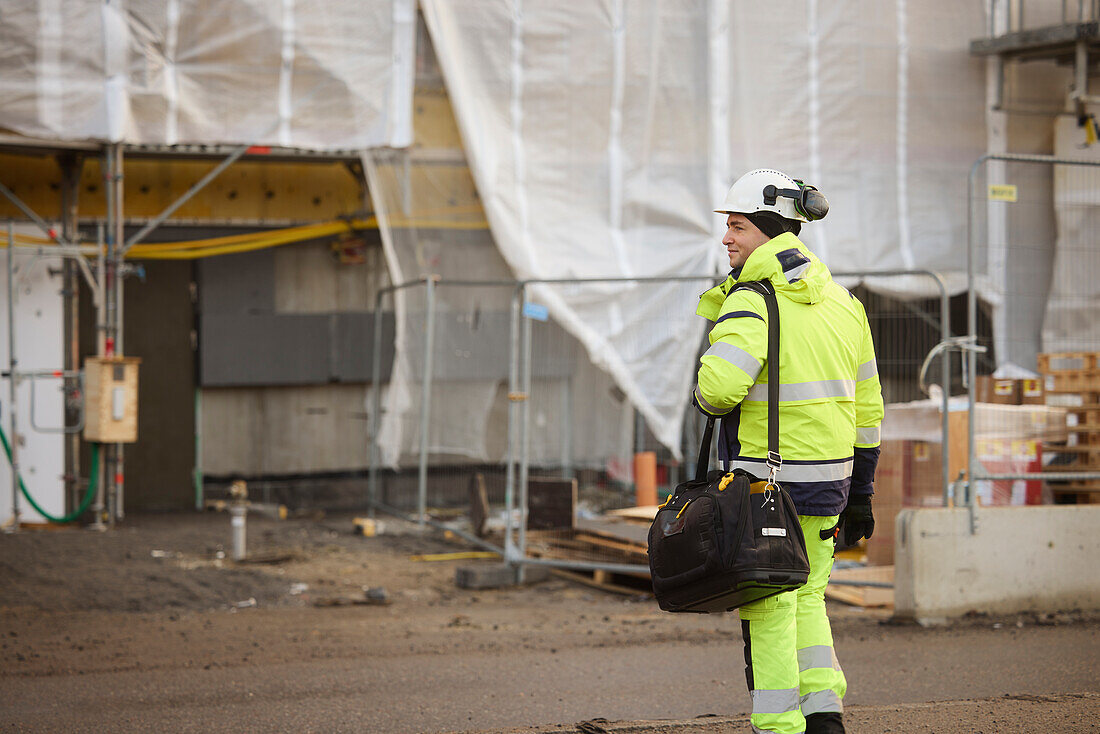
{"left": 3, "top": 621, "right": 1096, "bottom": 732}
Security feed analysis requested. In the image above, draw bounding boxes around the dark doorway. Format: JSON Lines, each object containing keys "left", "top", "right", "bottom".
{"left": 79, "top": 231, "right": 198, "bottom": 512}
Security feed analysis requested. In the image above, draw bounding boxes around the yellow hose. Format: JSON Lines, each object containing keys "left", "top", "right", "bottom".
{"left": 3, "top": 214, "right": 489, "bottom": 261}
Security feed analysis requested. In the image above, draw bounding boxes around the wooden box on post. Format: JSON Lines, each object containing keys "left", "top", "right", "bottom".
{"left": 83, "top": 357, "right": 141, "bottom": 443}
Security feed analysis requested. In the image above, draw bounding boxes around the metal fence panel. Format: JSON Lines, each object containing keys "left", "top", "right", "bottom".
{"left": 369, "top": 270, "right": 953, "bottom": 578}
{"left": 968, "top": 154, "right": 1100, "bottom": 513}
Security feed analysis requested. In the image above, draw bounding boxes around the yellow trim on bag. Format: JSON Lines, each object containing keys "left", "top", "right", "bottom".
{"left": 676, "top": 498, "right": 693, "bottom": 519}
{"left": 717, "top": 473, "right": 737, "bottom": 491}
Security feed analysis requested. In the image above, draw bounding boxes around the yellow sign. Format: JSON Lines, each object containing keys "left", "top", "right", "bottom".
{"left": 988, "top": 184, "right": 1018, "bottom": 202}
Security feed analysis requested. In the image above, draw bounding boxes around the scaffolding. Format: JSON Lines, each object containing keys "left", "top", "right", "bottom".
{"left": 0, "top": 139, "right": 369, "bottom": 529}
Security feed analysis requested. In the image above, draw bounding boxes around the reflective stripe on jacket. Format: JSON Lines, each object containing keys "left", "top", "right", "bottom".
{"left": 693, "top": 233, "right": 884, "bottom": 516}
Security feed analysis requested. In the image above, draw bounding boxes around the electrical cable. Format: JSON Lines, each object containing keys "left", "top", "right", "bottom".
{"left": 0, "top": 425, "right": 99, "bottom": 524}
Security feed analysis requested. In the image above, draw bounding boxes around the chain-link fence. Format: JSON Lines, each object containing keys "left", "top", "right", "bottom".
{"left": 967, "top": 153, "right": 1100, "bottom": 517}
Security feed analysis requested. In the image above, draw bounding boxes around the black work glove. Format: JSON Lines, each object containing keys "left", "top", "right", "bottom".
{"left": 839, "top": 494, "right": 874, "bottom": 547}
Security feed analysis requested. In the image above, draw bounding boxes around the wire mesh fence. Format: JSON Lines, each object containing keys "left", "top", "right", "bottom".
{"left": 368, "top": 269, "right": 954, "bottom": 576}
{"left": 968, "top": 154, "right": 1100, "bottom": 507}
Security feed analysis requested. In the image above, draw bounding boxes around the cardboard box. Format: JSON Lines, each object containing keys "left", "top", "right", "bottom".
{"left": 976, "top": 376, "right": 1020, "bottom": 404}
{"left": 1020, "top": 378, "right": 1044, "bottom": 404}
{"left": 974, "top": 377, "right": 1046, "bottom": 405}
{"left": 865, "top": 439, "right": 906, "bottom": 567}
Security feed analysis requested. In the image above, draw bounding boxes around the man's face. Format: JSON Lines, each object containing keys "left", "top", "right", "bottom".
{"left": 722, "top": 213, "right": 770, "bottom": 270}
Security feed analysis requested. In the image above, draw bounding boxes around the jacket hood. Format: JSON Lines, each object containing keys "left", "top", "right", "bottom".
{"left": 697, "top": 233, "right": 831, "bottom": 319}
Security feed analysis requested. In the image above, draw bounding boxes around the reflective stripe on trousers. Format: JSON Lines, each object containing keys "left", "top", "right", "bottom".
{"left": 738, "top": 515, "right": 846, "bottom": 734}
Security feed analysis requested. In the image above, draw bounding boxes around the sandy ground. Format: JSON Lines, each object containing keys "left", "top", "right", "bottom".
{"left": 0, "top": 511, "right": 1097, "bottom": 733}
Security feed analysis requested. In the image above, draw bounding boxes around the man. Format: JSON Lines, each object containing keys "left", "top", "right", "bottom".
{"left": 692, "top": 169, "right": 883, "bottom": 734}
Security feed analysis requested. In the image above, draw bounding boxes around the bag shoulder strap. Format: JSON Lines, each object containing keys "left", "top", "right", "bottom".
{"left": 728, "top": 280, "right": 781, "bottom": 474}
{"left": 692, "top": 279, "right": 781, "bottom": 483}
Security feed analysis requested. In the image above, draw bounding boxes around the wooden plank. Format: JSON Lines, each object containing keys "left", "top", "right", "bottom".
{"left": 572, "top": 531, "right": 649, "bottom": 559}
{"left": 549, "top": 568, "right": 653, "bottom": 597}
{"left": 605, "top": 505, "right": 660, "bottom": 522}
{"left": 1043, "top": 373, "right": 1100, "bottom": 394}
{"left": 1038, "top": 352, "right": 1100, "bottom": 373}
{"left": 576, "top": 515, "right": 651, "bottom": 546}
{"left": 825, "top": 565, "right": 895, "bottom": 608}
{"left": 527, "top": 533, "right": 647, "bottom": 566}
{"left": 468, "top": 473, "right": 489, "bottom": 538}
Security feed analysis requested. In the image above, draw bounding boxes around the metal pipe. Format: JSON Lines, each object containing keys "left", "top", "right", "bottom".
{"left": 89, "top": 224, "right": 106, "bottom": 531}
{"left": 228, "top": 480, "right": 248, "bottom": 561}
{"left": 561, "top": 376, "right": 573, "bottom": 479}
{"left": 112, "top": 144, "right": 124, "bottom": 523}
{"left": 939, "top": 277, "right": 951, "bottom": 506}
{"left": 516, "top": 289, "right": 534, "bottom": 583}
{"left": 7, "top": 221, "right": 19, "bottom": 530}
{"left": 95, "top": 224, "right": 106, "bottom": 357}
{"left": 416, "top": 277, "right": 438, "bottom": 528}
{"left": 102, "top": 146, "right": 115, "bottom": 528}
{"left": 122, "top": 144, "right": 250, "bottom": 253}
{"left": 979, "top": 471, "right": 1100, "bottom": 481}
{"left": 503, "top": 285, "right": 522, "bottom": 562}
{"left": 1075, "top": 40, "right": 1088, "bottom": 102}
{"left": 368, "top": 288, "right": 386, "bottom": 519}
{"left": 230, "top": 503, "right": 247, "bottom": 561}
{"left": 0, "top": 182, "right": 70, "bottom": 246}
{"left": 193, "top": 388, "right": 203, "bottom": 510}
{"left": 60, "top": 155, "right": 82, "bottom": 516}
{"left": 967, "top": 156, "right": 982, "bottom": 534}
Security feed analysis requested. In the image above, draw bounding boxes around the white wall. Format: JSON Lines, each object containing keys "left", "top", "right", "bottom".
{"left": 0, "top": 238, "right": 66, "bottom": 525}
{"left": 894, "top": 507, "right": 1100, "bottom": 623}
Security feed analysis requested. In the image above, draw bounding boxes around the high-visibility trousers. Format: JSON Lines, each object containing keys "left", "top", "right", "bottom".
{"left": 738, "top": 515, "right": 846, "bottom": 734}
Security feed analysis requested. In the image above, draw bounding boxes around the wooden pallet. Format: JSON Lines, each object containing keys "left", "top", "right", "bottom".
{"left": 1042, "top": 443, "right": 1100, "bottom": 470}
{"left": 1044, "top": 375, "right": 1100, "bottom": 394}
{"left": 526, "top": 528, "right": 649, "bottom": 569}
{"left": 1048, "top": 481, "right": 1100, "bottom": 492}
{"left": 1038, "top": 352, "right": 1100, "bottom": 395}
{"left": 1038, "top": 352, "right": 1100, "bottom": 374}
{"left": 549, "top": 568, "right": 653, "bottom": 596}
{"left": 1067, "top": 406, "right": 1100, "bottom": 427}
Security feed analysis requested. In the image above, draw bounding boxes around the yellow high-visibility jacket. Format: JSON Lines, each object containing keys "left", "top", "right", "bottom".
{"left": 693, "top": 232, "right": 884, "bottom": 516}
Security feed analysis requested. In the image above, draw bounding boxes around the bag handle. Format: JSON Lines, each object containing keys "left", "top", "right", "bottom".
{"left": 692, "top": 279, "right": 781, "bottom": 483}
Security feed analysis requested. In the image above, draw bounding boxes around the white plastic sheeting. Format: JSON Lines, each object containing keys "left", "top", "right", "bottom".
{"left": 363, "top": 149, "right": 639, "bottom": 471}
{"left": 0, "top": 0, "right": 415, "bottom": 149}
{"left": 420, "top": 0, "right": 987, "bottom": 454}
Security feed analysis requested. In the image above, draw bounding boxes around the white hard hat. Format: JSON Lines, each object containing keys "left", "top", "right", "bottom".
{"left": 715, "top": 168, "right": 828, "bottom": 223}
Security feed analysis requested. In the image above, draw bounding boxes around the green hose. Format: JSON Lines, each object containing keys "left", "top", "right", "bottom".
{"left": 0, "top": 424, "right": 99, "bottom": 523}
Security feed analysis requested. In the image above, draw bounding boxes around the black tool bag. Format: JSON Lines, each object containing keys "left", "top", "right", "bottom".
{"left": 648, "top": 280, "right": 810, "bottom": 613}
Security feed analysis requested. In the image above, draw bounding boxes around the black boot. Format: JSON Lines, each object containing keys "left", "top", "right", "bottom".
{"left": 805, "top": 711, "right": 845, "bottom": 734}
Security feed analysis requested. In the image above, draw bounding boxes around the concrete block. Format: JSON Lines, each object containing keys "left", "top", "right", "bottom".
{"left": 455, "top": 563, "right": 550, "bottom": 589}
{"left": 894, "top": 506, "right": 1100, "bottom": 623}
